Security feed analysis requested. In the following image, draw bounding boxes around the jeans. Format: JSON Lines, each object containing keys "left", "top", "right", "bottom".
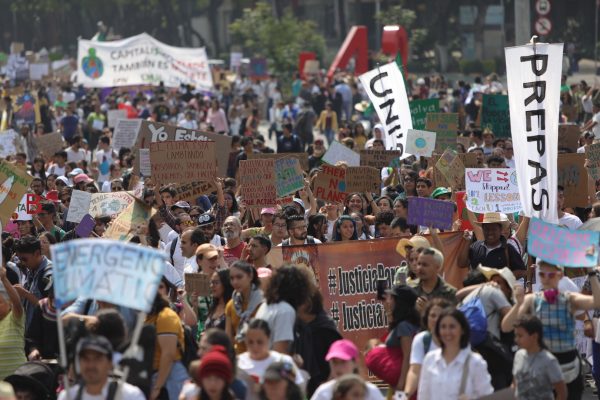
{"left": 153, "top": 361, "right": 189, "bottom": 400}
{"left": 324, "top": 128, "right": 334, "bottom": 145}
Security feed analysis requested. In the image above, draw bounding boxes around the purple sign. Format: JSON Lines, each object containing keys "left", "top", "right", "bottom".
{"left": 75, "top": 214, "right": 96, "bottom": 238}
{"left": 527, "top": 217, "right": 600, "bottom": 267}
{"left": 407, "top": 197, "right": 455, "bottom": 230}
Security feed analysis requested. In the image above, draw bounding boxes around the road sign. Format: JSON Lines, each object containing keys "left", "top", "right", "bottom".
{"left": 535, "top": 0, "right": 551, "bottom": 15}
{"left": 534, "top": 17, "right": 552, "bottom": 35}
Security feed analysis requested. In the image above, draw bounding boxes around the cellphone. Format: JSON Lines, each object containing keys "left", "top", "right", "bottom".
{"left": 376, "top": 279, "right": 389, "bottom": 301}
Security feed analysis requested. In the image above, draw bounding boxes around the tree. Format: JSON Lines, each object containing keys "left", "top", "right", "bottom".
{"left": 374, "top": 4, "right": 427, "bottom": 59}
{"left": 229, "top": 1, "right": 326, "bottom": 78}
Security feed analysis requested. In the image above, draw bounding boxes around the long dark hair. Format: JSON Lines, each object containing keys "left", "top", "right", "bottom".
{"left": 435, "top": 307, "right": 471, "bottom": 350}
{"left": 208, "top": 269, "right": 234, "bottom": 316}
{"left": 224, "top": 189, "right": 239, "bottom": 213}
{"left": 148, "top": 291, "right": 171, "bottom": 316}
{"left": 259, "top": 380, "right": 303, "bottom": 400}
{"left": 332, "top": 215, "right": 358, "bottom": 241}
{"left": 389, "top": 286, "right": 420, "bottom": 329}
{"left": 230, "top": 260, "right": 260, "bottom": 288}
{"left": 264, "top": 264, "right": 314, "bottom": 309}
{"left": 307, "top": 213, "right": 327, "bottom": 242}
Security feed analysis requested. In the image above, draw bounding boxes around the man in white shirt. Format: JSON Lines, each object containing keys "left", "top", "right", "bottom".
{"left": 94, "top": 136, "right": 117, "bottom": 184}
{"left": 179, "top": 227, "right": 207, "bottom": 276}
{"left": 177, "top": 110, "right": 198, "bottom": 130}
{"left": 557, "top": 185, "right": 583, "bottom": 229}
{"left": 577, "top": 132, "right": 595, "bottom": 154}
{"left": 279, "top": 214, "right": 322, "bottom": 246}
{"left": 58, "top": 335, "right": 145, "bottom": 400}
{"left": 65, "top": 135, "right": 87, "bottom": 163}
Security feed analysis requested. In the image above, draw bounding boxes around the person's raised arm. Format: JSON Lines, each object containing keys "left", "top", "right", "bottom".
{"left": 571, "top": 268, "right": 600, "bottom": 310}
{"left": 303, "top": 178, "right": 317, "bottom": 217}
{"left": 429, "top": 227, "right": 445, "bottom": 255}
{"left": 0, "top": 265, "right": 23, "bottom": 318}
{"left": 514, "top": 216, "right": 530, "bottom": 248}
{"left": 214, "top": 176, "right": 225, "bottom": 208}
{"left": 501, "top": 285, "right": 530, "bottom": 333}
{"left": 463, "top": 193, "right": 483, "bottom": 241}
{"left": 364, "top": 192, "right": 380, "bottom": 215}
{"left": 456, "top": 230, "right": 472, "bottom": 268}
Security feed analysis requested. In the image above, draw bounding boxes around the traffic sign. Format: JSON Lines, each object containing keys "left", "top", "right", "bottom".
{"left": 535, "top": 0, "right": 551, "bottom": 15}
{"left": 534, "top": 17, "right": 552, "bottom": 35}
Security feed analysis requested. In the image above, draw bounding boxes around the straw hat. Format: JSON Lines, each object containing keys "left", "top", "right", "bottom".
{"left": 396, "top": 235, "right": 431, "bottom": 258}
{"left": 476, "top": 212, "right": 510, "bottom": 228}
{"left": 477, "top": 265, "right": 517, "bottom": 298}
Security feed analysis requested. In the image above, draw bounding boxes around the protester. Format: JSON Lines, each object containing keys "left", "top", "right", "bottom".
{"left": 0, "top": 266, "right": 26, "bottom": 379}
{"left": 259, "top": 361, "right": 304, "bottom": 400}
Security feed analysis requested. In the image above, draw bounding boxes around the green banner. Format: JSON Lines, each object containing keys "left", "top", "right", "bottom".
{"left": 410, "top": 99, "right": 439, "bottom": 130}
{"left": 481, "top": 94, "right": 511, "bottom": 138}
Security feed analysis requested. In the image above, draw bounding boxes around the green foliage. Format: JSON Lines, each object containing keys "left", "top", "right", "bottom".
{"left": 374, "top": 5, "right": 428, "bottom": 57}
{"left": 229, "top": 1, "right": 325, "bottom": 77}
{"left": 459, "top": 59, "right": 497, "bottom": 74}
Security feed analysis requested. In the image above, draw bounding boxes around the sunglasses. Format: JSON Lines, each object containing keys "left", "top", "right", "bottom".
{"left": 539, "top": 271, "right": 559, "bottom": 279}
{"left": 181, "top": 221, "right": 195, "bottom": 226}
{"left": 111, "top": 186, "right": 123, "bottom": 191}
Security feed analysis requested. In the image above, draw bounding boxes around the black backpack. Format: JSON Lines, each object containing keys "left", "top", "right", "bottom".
{"left": 179, "top": 324, "right": 198, "bottom": 369}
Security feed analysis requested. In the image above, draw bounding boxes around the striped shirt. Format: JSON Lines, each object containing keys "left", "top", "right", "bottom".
{"left": 0, "top": 311, "right": 26, "bottom": 380}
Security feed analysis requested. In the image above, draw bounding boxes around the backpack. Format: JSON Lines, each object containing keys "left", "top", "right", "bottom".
{"left": 169, "top": 237, "right": 178, "bottom": 265}
{"left": 459, "top": 288, "right": 488, "bottom": 347}
{"left": 281, "top": 236, "right": 316, "bottom": 246}
{"left": 179, "top": 324, "right": 199, "bottom": 369}
{"left": 423, "top": 331, "right": 433, "bottom": 354}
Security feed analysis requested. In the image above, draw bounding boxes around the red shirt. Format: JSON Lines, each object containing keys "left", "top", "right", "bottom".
{"left": 223, "top": 242, "right": 246, "bottom": 266}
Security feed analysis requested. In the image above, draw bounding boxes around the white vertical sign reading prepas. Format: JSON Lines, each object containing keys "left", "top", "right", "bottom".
{"left": 505, "top": 42, "right": 562, "bottom": 224}
{"left": 359, "top": 62, "right": 413, "bottom": 158}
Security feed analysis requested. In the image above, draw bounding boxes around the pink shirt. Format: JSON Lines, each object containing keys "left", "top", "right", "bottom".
{"left": 207, "top": 108, "right": 229, "bottom": 133}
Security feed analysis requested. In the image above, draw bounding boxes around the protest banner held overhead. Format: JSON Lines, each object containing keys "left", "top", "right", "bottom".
{"left": 88, "top": 191, "right": 135, "bottom": 218}
{"left": 557, "top": 153, "right": 589, "bottom": 208}
{"left": 112, "top": 119, "right": 143, "bottom": 151}
{"left": 505, "top": 42, "right": 563, "bottom": 224}
{"left": 410, "top": 98, "right": 439, "bottom": 130}
{"left": 345, "top": 167, "right": 381, "bottom": 194}
{"left": 359, "top": 149, "right": 401, "bottom": 169}
{"left": 0, "top": 130, "right": 20, "bottom": 159}
{"left": 481, "top": 94, "right": 511, "bottom": 138}
{"left": 33, "top": 132, "right": 64, "bottom": 158}
{"left": 407, "top": 197, "right": 455, "bottom": 230}
{"left": 359, "top": 62, "right": 413, "bottom": 157}
{"left": 0, "top": 160, "right": 33, "bottom": 226}
{"left": 247, "top": 152, "right": 310, "bottom": 171}
{"left": 527, "top": 218, "right": 600, "bottom": 267}
{"left": 426, "top": 112, "right": 458, "bottom": 152}
{"left": 313, "top": 164, "right": 348, "bottom": 203}
{"left": 149, "top": 140, "right": 217, "bottom": 187}
{"left": 322, "top": 141, "right": 360, "bottom": 167}
{"left": 405, "top": 129, "right": 436, "bottom": 158}
{"left": 274, "top": 158, "right": 304, "bottom": 198}
{"left": 465, "top": 168, "right": 522, "bottom": 214}
{"left": 51, "top": 239, "right": 166, "bottom": 311}
{"left": 77, "top": 33, "right": 213, "bottom": 89}
{"left": 239, "top": 159, "right": 277, "bottom": 207}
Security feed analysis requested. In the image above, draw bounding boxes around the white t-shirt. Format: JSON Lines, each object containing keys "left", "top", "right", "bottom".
{"left": 410, "top": 331, "right": 440, "bottom": 365}
{"left": 311, "top": 379, "right": 384, "bottom": 400}
{"left": 255, "top": 301, "right": 296, "bottom": 346}
{"left": 58, "top": 381, "right": 145, "bottom": 400}
{"left": 48, "top": 164, "right": 66, "bottom": 177}
{"left": 559, "top": 213, "right": 583, "bottom": 230}
{"left": 66, "top": 146, "right": 87, "bottom": 163}
{"left": 95, "top": 148, "right": 115, "bottom": 183}
{"left": 238, "top": 351, "right": 304, "bottom": 384}
{"left": 164, "top": 237, "right": 188, "bottom": 277}
{"left": 593, "top": 112, "right": 600, "bottom": 139}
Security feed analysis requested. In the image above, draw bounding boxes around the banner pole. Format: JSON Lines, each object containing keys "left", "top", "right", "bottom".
{"left": 56, "top": 306, "right": 72, "bottom": 400}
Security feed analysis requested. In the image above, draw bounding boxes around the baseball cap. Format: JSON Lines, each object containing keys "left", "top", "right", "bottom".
{"left": 263, "top": 361, "right": 296, "bottom": 382}
{"left": 431, "top": 187, "right": 452, "bottom": 199}
{"left": 68, "top": 168, "right": 84, "bottom": 177}
{"left": 73, "top": 173, "right": 93, "bottom": 184}
{"left": 261, "top": 207, "right": 276, "bottom": 215}
{"left": 197, "top": 212, "right": 216, "bottom": 226}
{"left": 171, "top": 201, "right": 191, "bottom": 210}
{"left": 325, "top": 339, "right": 359, "bottom": 361}
{"left": 293, "top": 198, "right": 305, "bottom": 210}
{"left": 196, "top": 243, "right": 219, "bottom": 259}
{"left": 4, "top": 362, "right": 55, "bottom": 400}
{"left": 77, "top": 335, "right": 113, "bottom": 358}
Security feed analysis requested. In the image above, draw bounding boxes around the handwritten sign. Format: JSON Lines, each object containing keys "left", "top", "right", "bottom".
{"left": 51, "top": 239, "right": 166, "bottom": 311}
{"left": 149, "top": 140, "right": 217, "bottom": 187}
{"left": 465, "top": 168, "right": 521, "bottom": 214}
{"left": 275, "top": 158, "right": 304, "bottom": 198}
{"left": 0, "top": 130, "right": 19, "bottom": 158}
{"left": 314, "top": 164, "right": 347, "bottom": 203}
{"left": 67, "top": 190, "right": 92, "bottom": 223}
{"left": 107, "top": 109, "right": 127, "bottom": 128}
{"left": 558, "top": 153, "right": 588, "bottom": 208}
{"left": 135, "top": 121, "right": 232, "bottom": 177}
{"left": 173, "top": 181, "right": 215, "bottom": 203}
{"left": 33, "top": 132, "right": 64, "bottom": 158}
{"left": 247, "top": 152, "right": 309, "bottom": 171}
{"left": 184, "top": 273, "right": 211, "bottom": 296}
{"left": 104, "top": 199, "right": 155, "bottom": 241}
{"left": 558, "top": 124, "right": 580, "bottom": 153}
{"left": 426, "top": 113, "right": 458, "bottom": 152}
{"left": 359, "top": 150, "right": 401, "bottom": 169}
{"left": 88, "top": 191, "right": 135, "bottom": 218}
{"left": 527, "top": 218, "right": 599, "bottom": 267}
{"left": 586, "top": 143, "right": 600, "bottom": 181}
{"left": 481, "top": 94, "right": 511, "bottom": 138}
{"left": 410, "top": 99, "right": 439, "bottom": 130}
{"left": 435, "top": 149, "right": 465, "bottom": 190}
{"left": 239, "top": 159, "right": 277, "bottom": 207}
{"left": 0, "top": 160, "right": 33, "bottom": 226}
{"left": 322, "top": 141, "right": 360, "bottom": 167}
{"left": 139, "top": 149, "right": 151, "bottom": 177}
{"left": 406, "top": 129, "right": 436, "bottom": 158}
{"left": 113, "top": 118, "right": 142, "bottom": 151}
{"left": 345, "top": 167, "right": 380, "bottom": 193}
{"left": 407, "top": 197, "right": 455, "bottom": 230}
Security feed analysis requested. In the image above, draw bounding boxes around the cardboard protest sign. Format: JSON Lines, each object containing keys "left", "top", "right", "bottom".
{"left": 528, "top": 217, "right": 599, "bottom": 267}
{"left": 88, "top": 191, "right": 135, "bottom": 218}
{"left": 465, "top": 168, "right": 521, "bottom": 214}
{"left": 322, "top": 141, "right": 360, "bottom": 167}
{"left": 277, "top": 232, "right": 464, "bottom": 379}
{"left": 77, "top": 33, "right": 212, "bottom": 89}
{"left": 359, "top": 150, "right": 401, "bottom": 169}
{"left": 247, "top": 152, "right": 309, "bottom": 171}
{"left": 104, "top": 199, "right": 155, "bottom": 241}
{"left": 345, "top": 167, "right": 380, "bottom": 194}
{"left": 481, "top": 94, "right": 511, "bottom": 138}
{"left": 410, "top": 99, "right": 439, "bottom": 130}
{"left": 407, "top": 197, "right": 455, "bottom": 230}
{"left": 29, "top": 63, "right": 49, "bottom": 80}
{"left": 113, "top": 119, "right": 142, "bottom": 151}
{"left": 586, "top": 143, "right": 600, "bottom": 180}
{"left": 173, "top": 181, "right": 216, "bottom": 203}
{"left": 435, "top": 149, "right": 465, "bottom": 190}
{"left": 107, "top": 109, "right": 126, "bottom": 128}
{"left": 275, "top": 158, "right": 304, "bottom": 198}
{"left": 33, "top": 132, "right": 64, "bottom": 158}
{"left": 138, "top": 149, "right": 151, "bottom": 177}
{"left": 75, "top": 214, "right": 96, "bottom": 238}
{"left": 313, "top": 164, "right": 347, "bottom": 203}
{"left": 149, "top": 140, "right": 217, "bottom": 187}
{"left": 51, "top": 239, "right": 166, "bottom": 311}
{"left": 0, "top": 130, "right": 20, "bottom": 158}
{"left": 457, "top": 136, "right": 470, "bottom": 149}
{"left": 0, "top": 160, "right": 33, "bottom": 226}
{"left": 426, "top": 113, "right": 458, "bottom": 152}
{"left": 558, "top": 124, "right": 580, "bottom": 153}
{"left": 557, "top": 153, "right": 588, "bottom": 208}
{"left": 239, "top": 159, "right": 277, "bottom": 207}
{"left": 135, "top": 121, "right": 231, "bottom": 177}
{"left": 184, "top": 273, "right": 211, "bottom": 296}
{"left": 406, "top": 129, "right": 436, "bottom": 158}
{"left": 66, "top": 190, "right": 92, "bottom": 223}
